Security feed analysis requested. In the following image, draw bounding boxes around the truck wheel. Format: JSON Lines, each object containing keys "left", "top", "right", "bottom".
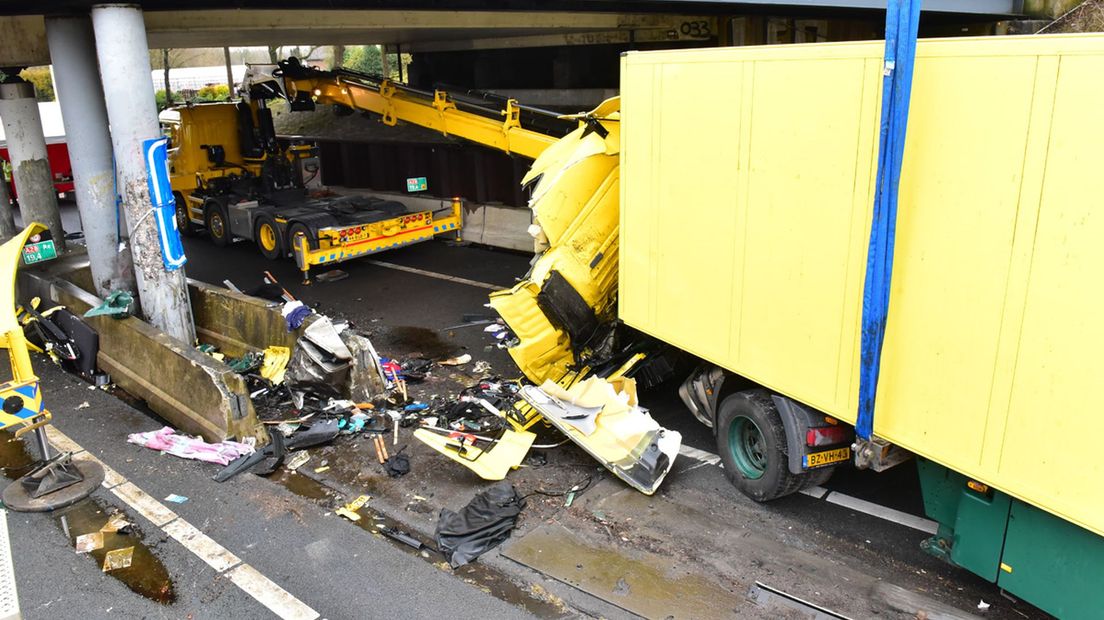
{"left": 254, "top": 215, "right": 283, "bottom": 260}
{"left": 173, "top": 192, "right": 195, "bottom": 237}
{"left": 204, "top": 201, "right": 231, "bottom": 247}
{"left": 285, "top": 222, "right": 312, "bottom": 257}
{"left": 716, "top": 389, "right": 807, "bottom": 502}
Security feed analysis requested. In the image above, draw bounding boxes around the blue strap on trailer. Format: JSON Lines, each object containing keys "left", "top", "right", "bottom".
{"left": 856, "top": 0, "right": 922, "bottom": 440}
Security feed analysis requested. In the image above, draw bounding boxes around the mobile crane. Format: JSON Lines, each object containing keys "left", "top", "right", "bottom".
{"left": 162, "top": 58, "right": 561, "bottom": 283}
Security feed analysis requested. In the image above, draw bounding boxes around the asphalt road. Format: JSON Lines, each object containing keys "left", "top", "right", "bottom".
{"left": 12, "top": 202, "right": 1045, "bottom": 619}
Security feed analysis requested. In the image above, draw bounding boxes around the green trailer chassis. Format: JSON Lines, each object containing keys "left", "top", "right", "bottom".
{"left": 917, "top": 458, "right": 1104, "bottom": 619}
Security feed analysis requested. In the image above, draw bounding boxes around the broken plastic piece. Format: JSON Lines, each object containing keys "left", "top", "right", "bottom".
{"left": 83, "top": 290, "right": 134, "bottom": 320}
{"left": 414, "top": 427, "right": 535, "bottom": 481}
{"left": 260, "top": 346, "right": 291, "bottom": 384}
{"left": 75, "top": 532, "right": 104, "bottom": 553}
{"left": 102, "top": 546, "right": 134, "bottom": 572}
{"left": 285, "top": 451, "right": 310, "bottom": 472}
{"left": 100, "top": 513, "right": 131, "bottom": 534}
{"left": 336, "top": 494, "right": 371, "bottom": 522}
{"left": 439, "top": 354, "right": 472, "bottom": 366}
{"left": 520, "top": 376, "right": 682, "bottom": 495}
{"left": 378, "top": 526, "right": 423, "bottom": 550}
{"left": 164, "top": 494, "right": 188, "bottom": 504}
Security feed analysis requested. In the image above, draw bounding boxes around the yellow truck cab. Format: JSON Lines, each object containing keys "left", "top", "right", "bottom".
{"left": 160, "top": 96, "right": 461, "bottom": 283}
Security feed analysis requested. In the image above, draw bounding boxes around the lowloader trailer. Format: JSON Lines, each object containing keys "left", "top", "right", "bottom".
{"left": 490, "top": 33, "right": 1104, "bottom": 619}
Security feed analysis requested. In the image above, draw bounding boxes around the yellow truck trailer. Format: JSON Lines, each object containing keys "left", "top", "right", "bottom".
{"left": 492, "top": 33, "right": 1104, "bottom": 619}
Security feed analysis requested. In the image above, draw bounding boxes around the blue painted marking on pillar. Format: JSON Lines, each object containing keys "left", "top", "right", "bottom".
{"left": 856, "top": 0, "right": 922, "bottom": 440}
{"left": 143, "top": 137, "right": 187, "bottom": 270}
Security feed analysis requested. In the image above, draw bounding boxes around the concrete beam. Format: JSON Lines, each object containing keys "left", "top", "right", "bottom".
{"left": 402, "top": 27, "right": 713, "bottom": 53}
{"left": 0, "top": 16, "right": 49, "bottom": 67}
{"left": 142, "top": 9, "right": 721, "bottom": 47}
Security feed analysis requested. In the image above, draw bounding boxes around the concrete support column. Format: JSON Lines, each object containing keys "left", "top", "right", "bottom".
{"left": 91, "top": 4, "right": 195, "bottom": 343}
{"left": 0, "top": 163, "right": 16, "bottom": 241}
{"left": 0, "top": 78, "right": 65, "bottom": 251}
{"left": 46, "top": 15, "right": 137, "bottom": 297}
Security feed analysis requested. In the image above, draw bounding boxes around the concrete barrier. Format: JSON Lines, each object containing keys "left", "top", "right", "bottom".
{"left": 18, "top": 254, "right": 270, "bottom": 445}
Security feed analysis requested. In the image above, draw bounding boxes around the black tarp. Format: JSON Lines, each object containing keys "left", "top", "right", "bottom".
{"left": 434, "top": 482, "right": 524, "bottom": 567}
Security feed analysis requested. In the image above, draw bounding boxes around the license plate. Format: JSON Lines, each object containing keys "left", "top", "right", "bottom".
{"left": 805, "top": 446, "right": 850, "bottom": 468}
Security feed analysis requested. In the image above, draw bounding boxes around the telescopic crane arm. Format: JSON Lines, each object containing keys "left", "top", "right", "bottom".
{"left": 269, "top": 58, "right": 561, "bottom": 160}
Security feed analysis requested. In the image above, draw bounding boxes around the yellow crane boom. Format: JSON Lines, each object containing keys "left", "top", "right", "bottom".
{"left": 272, "top": 58, "right": 561, "bottom": 160}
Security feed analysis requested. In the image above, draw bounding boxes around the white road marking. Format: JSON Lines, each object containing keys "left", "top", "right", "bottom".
{"left": 225, "top": 564, "right": 321, "bottom": 620}
{"left": 162, "top": 520, "right": 242, "bottom": 573}
{"left": 0, "top": 510, "right": 20, "bottom": 620}
{"left": 678, "top": 445, "right": 939, "bottom": 534}
{"left": 110, "top": 482, "right": 179, "bottom": 527}
{"left": 825, "top": 492, "right": 939, "bottom": 535}
{"left": 45, "top": 426, "right": 320, "bottom": 620}
{"left": 365, "top": 259, "right": 507, "bottom": 291}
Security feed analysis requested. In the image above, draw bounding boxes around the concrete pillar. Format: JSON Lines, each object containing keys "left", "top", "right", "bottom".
{"left": 46, "top": 15, "right": 137, "bottom": 297}
{"left": 91, "top": 4, "right": 195, "bottom": 343}
{"left": 0, "top": 162, "right": 15, "bottom": 241}
{"left": 0, "top": 78, "right": 66, "bottom": 251}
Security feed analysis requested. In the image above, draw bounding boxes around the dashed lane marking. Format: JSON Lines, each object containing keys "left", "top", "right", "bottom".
{"left": 678, "top": 445, "right": 939, "bottom": 534}
{"left": 365, "top": 259, "right": 507, "bottom": 291}
{"left": 225, "top": 564, "right": 320, "bottom": 620}
{"left": 44, "top": 426, "right": 320, "bottom": 620}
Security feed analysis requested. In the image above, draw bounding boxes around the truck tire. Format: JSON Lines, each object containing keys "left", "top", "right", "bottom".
{"left": 204, "top": 201, "right": 231, "bottom": 247}
{"left": 285, "top": 222, "right": 313, "bottom": 258}
{"left": 173, "top": 192, "right": 196, "bottom": 237}
{"left": 716, "top": 389, "right": 807, "bottom": 502}
{"left": 254, "top": 215, "right": 283, "bottom": 260}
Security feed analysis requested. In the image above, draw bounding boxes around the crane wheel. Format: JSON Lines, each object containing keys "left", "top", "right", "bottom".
{"left": 204, "top": 201, "right": 231, "bottom": 247}
{"left": 254, "top": 215, "right": 283, "bottom": 260}
{"left": 174, "top": 192, "right": 196, "bottom": 237}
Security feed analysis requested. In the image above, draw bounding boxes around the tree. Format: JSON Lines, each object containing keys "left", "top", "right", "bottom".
{"left": 19, "top": 67, "right": 54, "bottom": 101}
{"left": 342, "top": 45, "right": 384, "bottom": 76}
{"left": 150, "top": 48, "right": 201, "bottom": 109}
{"left": 268, "top": 45, "right": 323, "bottom": 65}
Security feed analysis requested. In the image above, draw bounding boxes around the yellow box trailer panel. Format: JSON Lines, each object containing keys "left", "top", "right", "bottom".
{"left": 619, "top": 34, "right": 1104, "bottom": 538}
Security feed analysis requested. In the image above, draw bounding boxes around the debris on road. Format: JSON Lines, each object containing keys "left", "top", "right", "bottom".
{"left": 435, "top": 482, "right": 524, "bottom": 568}
{"left": 127, "top": 426, "right": 255, "bottom": 466}
{"left": 164, "top": 494, "right": 189, "bottom": 504}
{"left": 75, "top": 532, "right": 104, "bottom": 553}
{"left": 315, "top": 269, "right": 349, "bottom": 283}
{"left": 336, "top": 494, "right": 372, "bottom": 522}
{"left": 285, "top": 450, "right": 310, "bottom": 471}
{"left": 83, "top": 290, "right": 135, "bottom": 319}
{"left": 521, "top": 376, "right": 682, "bottom": 495}
{"left": 439, "top": 353, "right": 472, "bottom": 366}
{"left": 102, "top": 546, "right": 135, "bottom": 572}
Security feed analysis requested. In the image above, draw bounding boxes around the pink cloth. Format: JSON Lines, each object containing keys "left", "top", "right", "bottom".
{"left": 127, "top": 426, "right": 254, "bottom": 466}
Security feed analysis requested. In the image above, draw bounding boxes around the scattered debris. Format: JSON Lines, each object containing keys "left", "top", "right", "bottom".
{"left": 383, "top": 446, "right": 410, "bottom": 478}
{"left": 978, "top": 600, "right": 991, "bottom": 612}
{"left": 76, "top": 401, "right": 90, "bottom": 410}
{"left": 83, "top": 290, "right": 134, "bottom": 319}
{"left": 313, "top": 465, "right": 330, "bottom": 474}
{"left": 472, "top": 360, "right": 492, "bottom": 375}
{"left": 315, "top": 269, "right": 349, "bottom": 283}
{"left": 336, "top": 494, "right": 371, "bottom": 522}
{"left": 521, "top": 375, "right": 682, "bottom": 495}
{"left": 100, "top": 514, "right": 131, "bottom": 534}
{"left": 102, "top": 546, "right": 135, "bottom": 572}
{"left": 435, "top": 482, "right": 524, "bottom": 568}
{"left": 439, "top": 353, "right": 472, "bottom": 366}
{"left": 127, "top": 427, "right": 255, "bottom": 466}
{"left": 164, "top": 494, "right": 189, "bottom": 504}
{"left": 282, "top": 300, "right": 312, "bottom": 331}
{"left": 285, "top": 450, "right": 310, "bottom": 472}
{"left": 378, "top": 525, "right": 423, "bottom": 550}
{"left": 75, "top": 532, "right": 104, "bottom": 554}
